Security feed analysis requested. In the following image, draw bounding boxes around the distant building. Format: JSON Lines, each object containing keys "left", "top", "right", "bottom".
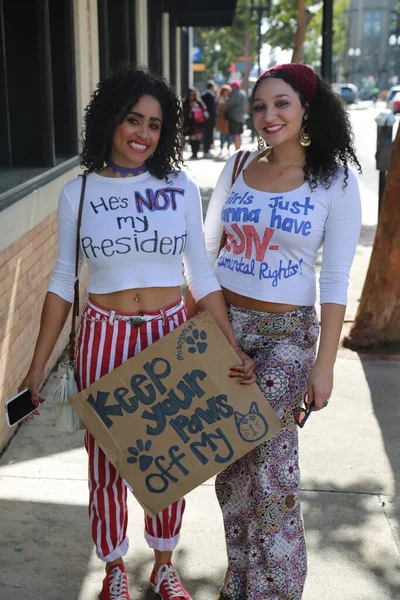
{"left": 348, "top": 0, "right": 398, "bottom": 90}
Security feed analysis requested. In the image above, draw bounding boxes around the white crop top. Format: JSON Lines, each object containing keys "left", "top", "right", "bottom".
{"left": 48, "top": 170, "right": 221, "bottom": 303}
{"left": 204, "top": 150, "right": 362, "bottom": 306}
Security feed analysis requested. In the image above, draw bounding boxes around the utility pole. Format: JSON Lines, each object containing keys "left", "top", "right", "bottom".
{"left": 243, "top": 31, "right": 251, "bottom": 96}
{"left": 251, "top": 0, "right": 272, "bottom": 76}
{"left": 321, "top": 0, "right": 333, "bottom": 81}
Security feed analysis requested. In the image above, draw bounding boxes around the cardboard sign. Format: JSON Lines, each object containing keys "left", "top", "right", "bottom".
{"left": 70, "top": 312, "right": 282, "bottom": 515}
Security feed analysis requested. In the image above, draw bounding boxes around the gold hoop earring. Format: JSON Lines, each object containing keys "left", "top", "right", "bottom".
{"left": 299, "top": 125, "right": 311, "bottom": 147}
{"left": 257, "top": 135, "right": 266, "bottom": 151}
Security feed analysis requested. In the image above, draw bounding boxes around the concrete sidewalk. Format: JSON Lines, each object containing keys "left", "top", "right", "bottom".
{"left": 1, "top": 134, "right": 399, "bottom": 600}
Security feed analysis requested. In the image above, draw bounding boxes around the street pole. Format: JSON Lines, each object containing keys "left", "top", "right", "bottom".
{"left": 257, "top": 8, "right": 262, "bottom": 76}
{"left": 321, "top": 0, "right": 333, "bottom": 81}
{"left": 251, "top": 0, "right": 271, "bottom": 77}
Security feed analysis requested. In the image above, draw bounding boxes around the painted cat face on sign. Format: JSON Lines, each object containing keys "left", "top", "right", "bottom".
{"left": 234, "top": 402, "right": 269, "bottom": 443}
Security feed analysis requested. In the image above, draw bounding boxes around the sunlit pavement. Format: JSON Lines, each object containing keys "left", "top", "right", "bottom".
{"left": 1, "top": 107, "right": 399, "bottom": 600}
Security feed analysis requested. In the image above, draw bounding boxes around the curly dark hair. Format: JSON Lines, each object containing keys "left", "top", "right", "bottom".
{"left": 252, "top": 71, "right": 361, "bottom": 189}
{"left": 80, "top": 66, "right": 184, "bottom": 181}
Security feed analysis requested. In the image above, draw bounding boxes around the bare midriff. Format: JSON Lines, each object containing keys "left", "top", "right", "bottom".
{"left": 89, "top": 286, "right": 182, "bottom": 314}
{"left": 222, "top": 287, "right": 303, "bottom": 314}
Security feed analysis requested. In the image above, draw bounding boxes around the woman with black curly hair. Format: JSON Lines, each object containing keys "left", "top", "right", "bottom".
{"left": 202, "top": 64, "right": 362, "bottom": 599}
{"left": 20, "top": 66, "right": 255, "bottom": 600}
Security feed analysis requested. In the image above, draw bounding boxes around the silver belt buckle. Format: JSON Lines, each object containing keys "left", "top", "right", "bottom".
{"left": 128, "top": 315, "right": 145, "bottom": 328}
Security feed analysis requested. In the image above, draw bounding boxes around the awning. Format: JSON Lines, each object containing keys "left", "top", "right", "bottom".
{"left": 164, "top": 1, "right": 238, "bottom": 26}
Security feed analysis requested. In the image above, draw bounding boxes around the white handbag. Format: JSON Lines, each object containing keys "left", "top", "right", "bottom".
{"left": 53, "top": 175, "right": 87, "bottom": 433}
{"left": 54, "top": 362, "right": 84, "bottom": 433}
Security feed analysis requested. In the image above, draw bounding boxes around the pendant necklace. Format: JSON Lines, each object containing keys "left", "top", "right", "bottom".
{"left": 107, "top": 161, "right": 149, "bottom": 178}
{"left": 267, "top": 151, "right": 301, "bottom": 178}
{"left": 134, "top": 294, "right": 141, "bottom": 302}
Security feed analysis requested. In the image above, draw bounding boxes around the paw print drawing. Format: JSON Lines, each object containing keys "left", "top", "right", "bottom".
{"left": 186, "top": 329, "right": 208, "bottom": 354}
{"left": 127, "top": 439, "right": 154, "bottom": 472}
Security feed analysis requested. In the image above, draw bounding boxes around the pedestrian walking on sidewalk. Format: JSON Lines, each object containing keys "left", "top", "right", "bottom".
{"left": 216, "top": 84, "right": 232, "bottom": 155}
{"left": 201, "top": 80, "right": 217, "bottom": 158}
{"left": 19, "top": 66, "right": 255, "bottom": 600}
{"left": 225, "top": 80, "right": 246, "bottom": 151}
{"left": 202, "top": 64, "right": 362, "bottom": 599}
{"left": 183, "top": 87, "right": 208, "bottom": 159}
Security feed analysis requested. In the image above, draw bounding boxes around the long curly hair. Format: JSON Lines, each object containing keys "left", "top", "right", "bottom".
{"left": 252, "top": 71, "right": 361, "bottom": 189}
{"left": 80, "top": 66, "right": 184, "bottom": 181}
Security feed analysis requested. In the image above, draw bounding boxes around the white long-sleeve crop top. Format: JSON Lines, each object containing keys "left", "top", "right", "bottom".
{"left": 48, "top": 170, "right": 221, "bottom": 303}
{"left": 204, "top": 150, "right": 362, "bottom": 306}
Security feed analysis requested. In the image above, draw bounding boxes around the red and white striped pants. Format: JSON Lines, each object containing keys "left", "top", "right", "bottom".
{"left": 75, "top": 298, "right": 188, "bottom": 562}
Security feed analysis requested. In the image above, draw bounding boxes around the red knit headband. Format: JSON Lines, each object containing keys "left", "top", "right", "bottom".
{"left": 257, "top": 63, "right": 317, "bottom": 102}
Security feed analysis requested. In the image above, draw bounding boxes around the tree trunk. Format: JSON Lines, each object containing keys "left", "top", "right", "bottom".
{"left": 343, "top": 125, "right": 400, "bottom": 349}
{"left": 291, "top": 0, "right": 312, "bottom": 64}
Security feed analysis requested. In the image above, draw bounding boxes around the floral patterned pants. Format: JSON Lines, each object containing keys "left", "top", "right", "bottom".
{"left": 216, "top": 305, "right": 319, "bottom": 600}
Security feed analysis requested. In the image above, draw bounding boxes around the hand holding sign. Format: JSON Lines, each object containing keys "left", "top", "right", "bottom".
{"left": 70, "top": 312, "right": 282, "bottom": 515}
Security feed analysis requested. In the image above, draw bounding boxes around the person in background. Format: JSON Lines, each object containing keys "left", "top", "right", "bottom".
{"left": 201, "top": 80, "right": 217, "bottom": 158}
{"left": 19, "top": 66, "right": 255, "bottom": 600}
{"left": 216, "top": 84, "right": 232, "bottom": 156}
{"left": 203, "top": 63, "right": 362, "bottom": 599}
{"left": 183, "top": 87, "right": 208, "bottom": 159}
{"left": 225, "top": 80, "right": 246, "bottom": 151}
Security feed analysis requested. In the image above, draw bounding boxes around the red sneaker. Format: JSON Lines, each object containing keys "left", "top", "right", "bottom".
{"left": 150, "top": 563, "right": 192, "bottom": 600}
{"left": 99, "top": 563, "right": 131, "bottom": 600}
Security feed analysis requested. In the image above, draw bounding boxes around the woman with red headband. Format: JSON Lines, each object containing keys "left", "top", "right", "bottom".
{"left": 200, "top": 64, "right": 362, "bottom": 599}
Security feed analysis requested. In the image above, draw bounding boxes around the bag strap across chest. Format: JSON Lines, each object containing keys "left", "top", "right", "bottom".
{"left": 68, "top": 174, "right": 87, "bottom": 363}
{"left": 218, "top": 149, "right": 251, "bottom": 254}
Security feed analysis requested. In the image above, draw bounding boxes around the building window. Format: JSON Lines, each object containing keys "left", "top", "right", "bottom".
{"left": 0, "top": 0, "right": 77, "bottom": 195}
{"left": 98, "top": 0, "right": 137, "bottom": 78}
{"left": 364, "top": 11, "right": 381, "bottom": 37}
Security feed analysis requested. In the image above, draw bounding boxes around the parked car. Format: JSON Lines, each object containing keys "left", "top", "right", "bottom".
{"left": 386, "top": 86, "right": 400, "bottom": 112}
{"left": 332, "top": 83, "right": 359, "bottom": 104}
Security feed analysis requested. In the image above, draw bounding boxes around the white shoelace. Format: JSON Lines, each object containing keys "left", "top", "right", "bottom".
{"left": 108, "top": 567, "right": 129, "bottom": 600}
{"left": 154, "top": 564, "right": 185, "bottom": 598}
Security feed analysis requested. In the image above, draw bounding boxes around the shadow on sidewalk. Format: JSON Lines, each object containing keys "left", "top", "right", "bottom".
{"left": 361, "top": 360, "right": 400, "bottom": 489}
{"left": 361, "top": 359, "right": 400, "bottom": 547}
{"left": 0, "top": 498, "right": 91, "bottom": 600}
{"left": 302, "top": 478, "right": 400, "bottom": 600}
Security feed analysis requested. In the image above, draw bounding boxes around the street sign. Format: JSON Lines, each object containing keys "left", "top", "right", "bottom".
{"left": 192, "top": 46, "right": 203, "bottom": 62}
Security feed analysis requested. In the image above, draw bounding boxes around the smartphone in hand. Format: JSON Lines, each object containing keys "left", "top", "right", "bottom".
{"left": 5, "top": 388, "right": 36, "bottom": 427}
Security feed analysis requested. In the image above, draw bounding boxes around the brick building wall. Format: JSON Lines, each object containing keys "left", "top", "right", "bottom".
{"left": 0, "top": 0, "right": 98, "bottom": 451}
{"left": 0, "top": 209, "right": 87, "bottom": 450}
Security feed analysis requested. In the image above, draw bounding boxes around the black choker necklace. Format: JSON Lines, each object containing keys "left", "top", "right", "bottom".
{"left": 107, "top": 161, "right": 149, "bottom": 177}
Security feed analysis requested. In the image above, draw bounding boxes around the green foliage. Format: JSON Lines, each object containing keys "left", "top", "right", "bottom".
{"left": 195, "top": 0, "right": 351, "bottom": 79}
{"left": 195, "top": 0, "right": 260, "bottom": 80}
{"left": 267, "top": 0, "right": 303, "bottom": 50}
{"left": 267, "top": 1, "right": 323, "bottom": 66}
{"left": 332, "top": 0, "right": 351, "bottom": 79}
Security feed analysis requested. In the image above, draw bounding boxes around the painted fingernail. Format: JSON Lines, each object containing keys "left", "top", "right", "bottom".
{"left": 33, "top": 400, "right": 39, "bottom": 408}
